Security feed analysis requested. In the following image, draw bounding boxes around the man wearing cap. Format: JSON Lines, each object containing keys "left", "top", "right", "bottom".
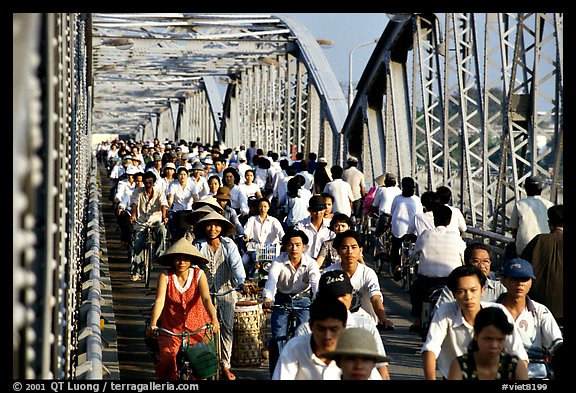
{"left": 189, "top": 160, "right": 210, "bottom": 199}
{"left": 294, "top": 270, "right": 390, "bottom": 379}
{"left": 342, "top": 155, "right": 366, "bottom": 222}
{"left": 192, "top": 211, "right": 246, "bottom": 380}
{"left": 294, "top": 194, "right": 334, "bottom": 259}
{"left": 129, "top": 171, "right": 170, "bottom": 281}
{"left": 236, "top": 153, "right": 252, "bottom": 183}
{"left": 421, "top": 265, "right": 529, "bottom": 380}
{"left": 263, "top": 229, "right": 321, "bottom": 376}
{"left": 509, "top": 175, "right": 554, "bottom": 256}
{"left": 495, "top": 258, "right": 563, "bottom": 359}
{"left": 145, "top": 152, "right": 164, "bottom": 181}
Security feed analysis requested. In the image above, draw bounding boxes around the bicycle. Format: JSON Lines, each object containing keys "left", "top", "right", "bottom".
{"left": 371, "top": 217, "right": 394, "bottom": 277}
{"left": 265, "top": 301, "right": 310, "bottom": 376}
{"left": 399, "top": 240, "right": 417, "bottom": 291}
{"left": 210, "top": 286, "right": 241, "bottom": 380}
{"left": 153, "top": 324, "right": 218, "bottom": 380}
{"left": 253, "top": 243, "right": 280, "bottom": 288}
{"left": 132, "top": 221, "right": 162, "bottom": 288}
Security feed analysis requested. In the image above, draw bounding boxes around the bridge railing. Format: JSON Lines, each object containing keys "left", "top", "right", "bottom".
{"left": 13, "top": 13, "right": 107, "bottom": 380}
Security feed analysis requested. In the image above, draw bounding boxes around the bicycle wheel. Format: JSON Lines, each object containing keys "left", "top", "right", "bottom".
{"left": 144, "top": 230, "right": 154, "bottom": 288}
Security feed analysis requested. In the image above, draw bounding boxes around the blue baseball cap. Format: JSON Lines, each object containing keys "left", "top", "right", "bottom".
{"left": 502, "top": 258, "right": 536, "bottom": 280}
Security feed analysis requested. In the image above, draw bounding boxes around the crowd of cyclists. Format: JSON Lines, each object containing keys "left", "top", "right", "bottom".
{"left": 95, "top": 136, "right": 564, "bottom": 381}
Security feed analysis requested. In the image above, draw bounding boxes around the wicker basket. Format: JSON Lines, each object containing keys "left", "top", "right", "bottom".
{"left": 231, "top": 303, "right": 268, "bottom": 366}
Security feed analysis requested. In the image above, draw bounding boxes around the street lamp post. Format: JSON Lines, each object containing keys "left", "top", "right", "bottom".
{"left": 348, "top": 39, "right": 378, "bottom": 109}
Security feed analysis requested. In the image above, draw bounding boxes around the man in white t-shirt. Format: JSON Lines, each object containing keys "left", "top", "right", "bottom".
{"left": 509, "top": 176, "right": 554, "bottom": 256}
{"left": 436, "top": 186, "right": 467, "bottom": 236}
{"left": 323, "top": 165, "right": 354, "bottom": 217}
{"left": 342, "top": 156, "right": 366, "bottom": 221}
{"left": 371, "top": 172, "right": 402, "bottom": 236}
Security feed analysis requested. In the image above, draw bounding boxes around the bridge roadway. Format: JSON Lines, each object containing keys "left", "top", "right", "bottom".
{"left": 97, "top": 163, "right": 435, "bottom": 381}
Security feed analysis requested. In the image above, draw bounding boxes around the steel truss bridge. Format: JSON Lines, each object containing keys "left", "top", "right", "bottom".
{"left": 13, "top": 13, "right": 562, "bottom": 379}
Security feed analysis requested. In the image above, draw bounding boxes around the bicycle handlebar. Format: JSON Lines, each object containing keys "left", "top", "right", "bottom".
{"left": 155, "top": 324, "right": 212, "bottom": 337}
{"left": 210, "top": 286, "right": 241, "bottom": 297}
{"left": 269, "top": 304, "right": 310, "bottom": 311}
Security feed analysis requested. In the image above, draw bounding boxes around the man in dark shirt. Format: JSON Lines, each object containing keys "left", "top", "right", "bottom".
{"left": 521, "top": 204, "right": 563, "bottom": 325}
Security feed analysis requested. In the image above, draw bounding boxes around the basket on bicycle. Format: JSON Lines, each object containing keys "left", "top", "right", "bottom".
{"left": 182, "top": 326, "right": 218, "bottom": 379}
{"left": 255, "top": 243, "right": 279, "bottom": 262}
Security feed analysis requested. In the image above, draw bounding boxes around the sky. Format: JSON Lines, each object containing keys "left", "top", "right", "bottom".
{"left": 276, "top": 13, "right": 390, "bottom": 91}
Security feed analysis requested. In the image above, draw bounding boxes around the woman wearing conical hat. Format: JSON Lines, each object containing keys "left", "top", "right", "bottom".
{"left": 192, "top": 211, "right": 246, "bottom": 380}
{"left": 147, "top": 238, "right": 220, "bottom": 380}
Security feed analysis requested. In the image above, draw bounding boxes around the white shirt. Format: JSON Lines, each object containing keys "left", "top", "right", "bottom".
{"left": 263, "top": 253, "right": 320, "bottom": 300}
{"left": 342, "top": 166, "right": 365, "bottom": 201}
{"left": 238, "top": 182, "right": 261, "bottom": 199}
{"left": 294, "top": 309, "right": 389, "bottom": 370}
{"left": 297, "top": 171, "right": 315, "bottom": 192}
{"left": 294, "top": 217, "right": 335, "bottom": 259}
{"left": 408, "top": 211, "right": 435, "bottom": 236}
{"left": 372, "top": 185, "right": 402, "bottom": 215}
{"left": 421, "top": 301, "right": 529, "bottom": 379}
{"left": 446, "top": 205, "right": 468, "bottom": 234}
{"left": 167, "top": 179, "right": 198, "bottom": 211}
{"left": 324, "top": 263, "right": 383, "bottom": 324}
{"left": 229, "top": 184, "right": 249, "bottom": 215}
{"left": 323, "top": 179, "right": 354, "bottom": 217}
{"left": 434, "top": 278, "right": 508, "bottom": 314}
{"left": 284, "top": 189, "right": 312, "bottom": 227}
{"left": 272, "top": 333, "right": 341, "bottom": 380}
{"left": 496, "top": 296, "right": 563, "bottom": 353}
{"left": 390, "top": 194, "right": 423, "bottom": 238}
{"left": 414, "top": 226, "right": 466, "bottom": 277}
{"left": 509, "top": 195, "right": 555, "bottom": 255}
{"left": 236, "top": 162, "right": 252, "bottom": 182}
{"left": 190, "top": 176, "right": 210, "bottom": 199}
{"left": 243, "top": 214, "right": 285, "bottom": 245}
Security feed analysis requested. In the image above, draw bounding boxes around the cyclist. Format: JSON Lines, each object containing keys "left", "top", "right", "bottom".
{"left": 147, "top": 238, "right": 220, "bottom": 380}
{"left": 294, "top": 269, "right": 390, "bottom": 379}
{"left": 315, "top": 213, "right": 364, "bottom": 269}
{"left": 389, "top": 177, "right": 422, "bottom": 281}
{"left": 129, "top": 171, "right": 169, "bottom": 281}
{"left": 324, "top": 230, "right": 395, "bottom": 330}
{"left": 193, "top": 211, "right": 246, "bottom": 381}
{"left": 370, "top": 172, "right": 401, "bottom": 237}
{"left": 495, "top": 258, "right": 563, "bottom": 366}
{"left": 166, "top": 166, "right": 199, "bottom": 241}
{"left": 242, "top": 197, "right": 285, "bottom": 278}
{"left": 294, "top": 194, "right": 334, "bottom": 260}
{"left": 262, "top": 229, "right": 321, "bottom": 377}
{"left": 272, "top": 296, "right": 347, "bottom": 380}
{"left": 408, "top": 205, "right": 466, "bottom": 333}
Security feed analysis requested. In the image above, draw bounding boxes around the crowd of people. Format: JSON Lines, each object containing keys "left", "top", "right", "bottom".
{"left": 96, "top": 137, "right": 563, "bottom": 381}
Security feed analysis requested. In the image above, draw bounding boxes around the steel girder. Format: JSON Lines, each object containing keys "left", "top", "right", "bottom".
{"left": 89, "top": 13, "right": 347, "bottom": 162}
{"left": 342, "top": 13, "right": 563, "bottom": 236}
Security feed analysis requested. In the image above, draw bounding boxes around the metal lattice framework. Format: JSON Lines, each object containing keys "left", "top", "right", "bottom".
{"left": 90, "top": 13, "right": 347, "bottom": 163}
{"left": 344, "top": 12, "right": 563, "bottom": 236}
